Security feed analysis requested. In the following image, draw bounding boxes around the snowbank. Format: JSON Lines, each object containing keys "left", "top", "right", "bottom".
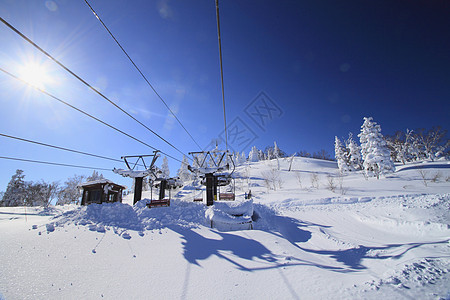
{"left": 53, "top": 199, "right": 208, "bottom": 234}
{"left": 205, "top": 199, "right": 254, "bottom": 231}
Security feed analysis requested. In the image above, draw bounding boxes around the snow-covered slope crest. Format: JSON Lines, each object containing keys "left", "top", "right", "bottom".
{"left": 275, "top": 192, "right": 449, "bottom": 209}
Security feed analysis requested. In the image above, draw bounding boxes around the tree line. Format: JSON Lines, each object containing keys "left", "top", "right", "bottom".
{"left": 335, "top": 117, "right": 448, "bottom": 179}
{"left": 0, "top": 170, "right": 105, "bottom": 207}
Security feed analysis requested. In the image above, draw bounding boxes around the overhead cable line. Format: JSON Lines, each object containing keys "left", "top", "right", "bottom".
{"left": 0, "top": 16, "right": 188, "bottom": 159}
{"left": 215, "top": 0, "right": 228, "bottom": 152}
{"left": 0, "top": 133, "right": 123, "bottom": 164}
{"left": 83, "top": 0, "right": 202, "bottom": 151}
{"left": 0, "top": 67, "right": 184, "bottom": 165}
{"left": 0, "top": 156, "right": 112, "bottom": 171}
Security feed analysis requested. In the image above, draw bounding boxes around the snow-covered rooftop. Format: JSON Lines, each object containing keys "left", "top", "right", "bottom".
{"left": 78, "top": 179, "right": 126, "bottom": 189}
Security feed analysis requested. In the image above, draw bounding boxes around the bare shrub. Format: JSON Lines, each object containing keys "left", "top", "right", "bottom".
{"left": 431, "top": 172, "right": 442, "bottom": 183}
{"left": 337, "top": 172, "right": 348, "bottom": 195}
{"left": 276, "top": 175, "right": 284, "bottom": 190}
{"left": 310, "top": 172, "right": 319, "bottom": 189}
{"left": 261, "top": 169, "right": 283, "bottom": 191}
{"left": 326, "top": 175, "right": 337, "bottom": 192}
{"left": 262, "top": 177, "right": 271, "bottom": 192}
{"left": 417, "top": 168, "right": 429, "bottom": 187}
{"left": 295, "top": 172, "right": 303, "bottom": 189}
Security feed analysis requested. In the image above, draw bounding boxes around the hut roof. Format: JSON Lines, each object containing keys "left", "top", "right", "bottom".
{"left": 78, "top": 179, "right": 126, "bottom": 189}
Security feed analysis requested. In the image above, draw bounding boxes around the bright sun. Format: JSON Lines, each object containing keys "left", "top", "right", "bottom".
{"left": 18, "top": 62, "right": 51, "bottom": 89}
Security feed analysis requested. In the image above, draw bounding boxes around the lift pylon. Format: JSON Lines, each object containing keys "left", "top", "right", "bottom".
{"left": 113, "top": 151, "right": 161, "bottom": 205}
{"left": 187, "top": 148, "right": 235, "bottom": 206}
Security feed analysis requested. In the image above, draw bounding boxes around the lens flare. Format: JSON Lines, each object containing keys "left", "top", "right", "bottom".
{"left": 18, "top": 62, "right": 51, "bottom": 89}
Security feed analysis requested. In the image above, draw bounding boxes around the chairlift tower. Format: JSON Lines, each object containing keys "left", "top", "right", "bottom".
{"left": 188, "top": 149, "right": 234, "bottom": 206}
{"left": 113, "top": 151, "right": 161, "bottom": 205}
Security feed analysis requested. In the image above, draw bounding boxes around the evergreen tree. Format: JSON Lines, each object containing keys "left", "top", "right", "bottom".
{"left": 266, "top": 146, "right": 274, "bottom": 160}
{"left": 177, "top": 155, "right": 192, "bottom": 182}
{"left": 346, "top": 133, "right": 362, "bottom": 170}
{"left": 358, "top": 117, "right": 395, "bottom": 178}
{"left": 87, "top": 170, "right": 104, "bottom": 182}
{"left": 160, "top": 156, "right": 170, "bottom": 178}
{"left": 274, "top": 141, "right": 280, "bottom": 158}
{"left": 335, "top": 137, "right": 351, "bottom": 172}
{"left": 142, "top": 177, "right": 151, "bottom": 191}
{"left": 1, "top": 169, "right": 27, "bottom": 207}
{"left": 274, "top": 141, "right": 287, "bottom": 158}
{"left": 232, "top": 152, "right": 240, "bottom": 166}
{"left": 258, "top": 150, "right": 266, "bottom": 161}
{"left": 240, "top": 152, "right": 247, "bottom": 164}
{"left": 248, "top": 146, "right": 259, "bottom": 162}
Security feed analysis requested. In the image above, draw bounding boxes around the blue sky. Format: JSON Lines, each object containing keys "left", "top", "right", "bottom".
{"left": 0, "top": 0, "right": 449, "bottom": 191}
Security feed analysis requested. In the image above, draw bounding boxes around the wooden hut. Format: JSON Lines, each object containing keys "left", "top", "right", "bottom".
{"left": 79, "top": 179, "right": 126, "bottom": 206}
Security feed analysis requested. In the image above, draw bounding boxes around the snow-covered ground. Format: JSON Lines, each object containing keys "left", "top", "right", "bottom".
{"left": 1, "top": 157, "right": 449, "bottom": 299}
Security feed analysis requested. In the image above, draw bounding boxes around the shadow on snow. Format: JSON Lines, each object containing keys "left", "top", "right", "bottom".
{"left": 296, "top": 240, "right": 449, "bottom": 271}
{"left": 47, "top": 201, "right": 449, "bottom": 274}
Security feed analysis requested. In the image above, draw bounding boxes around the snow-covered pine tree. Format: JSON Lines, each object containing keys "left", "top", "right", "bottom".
{"left": 233, "top": 151, "right": 243, "bottom": 166}
{"left": 258, "top": 150, "right": 266, "bottom": 161}
{"left": 274, "top": 141, "right": 280, "bottom": 158}
{"left": 358, "top": 117, "right": 395, "bottom": 178}
{"left": 248, "top": 146, "right": 259, "bottom": 162}
{"left": 177, "top": 155, "right": 192, "bottom": 182}
{"left": 1, "top": 169, "right": 27, "bottom": 207}
{"left": 346, "top": 133, "right": 362, "bottom": 170}
{"left": 142, "top": 177, "right": 151, "bottom": 191}
{"left": 232, "top": 152, "right": 239, "bottom": 166}
{"left": 87, "top": 170, "right": 104, "bottom": 182}
{"left": 160, "top": 156, "right": 170, "bottom": 178}
{"left": 266, "top": 147, "right": 273, "bottom": 160}
{"left": 241, "top": 152, "right": 247, "bottom": 164}
{"left": 335, "top": 137, "right": 351, "bottom": 172}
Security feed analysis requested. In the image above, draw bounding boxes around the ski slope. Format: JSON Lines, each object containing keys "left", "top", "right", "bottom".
{"left": 0, "top": 157, "right": 449, "bottom": 299}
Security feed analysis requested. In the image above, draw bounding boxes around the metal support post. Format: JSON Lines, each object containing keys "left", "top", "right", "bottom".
{"left": 206, "top": 173, "right": 214, "bottom": 206}
{"left": 134, "top": 177, "right": 143, "bottom": 205}
{"left": 159, "top": 179, "right": 167, "bottom": 200}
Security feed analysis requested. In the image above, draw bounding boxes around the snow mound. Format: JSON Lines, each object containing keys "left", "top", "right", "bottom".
{"left": 135, "top": 198, "right": 206, "bottom": 230}
{"left": 205, "top": 200, "right": 254, "bottom": 231}
{"left": 52, "top": 200, "right": 207, "bottom": 234}
{"left": 78, "top": 202, "right": 141, "bottom": 230}
{"left": 212, "top": 199, "right": 254, "bottom": 216}
{"left": 46, "top": 223, "right": 55, "bottom": 232}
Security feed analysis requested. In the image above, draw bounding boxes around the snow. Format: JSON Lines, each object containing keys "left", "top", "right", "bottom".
{"left": 205, "top": 199, "right": 254, "bottom": 231}
{"left": 78, "top": 179, "right": 124, "bottom": 188}
{"left": 112, "top": 168, "right": 153, "bottom": 178}
{"left": 1, "top": 157, "right": 449, "bottom": 299}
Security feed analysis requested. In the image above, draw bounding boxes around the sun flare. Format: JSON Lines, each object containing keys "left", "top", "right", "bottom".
{"left": 18, "top": 62, "right": 51, "bottom": 88}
